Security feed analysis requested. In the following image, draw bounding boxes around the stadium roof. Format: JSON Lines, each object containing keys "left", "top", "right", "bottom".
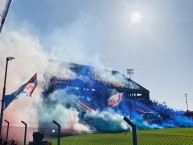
{"left": 43, "top": 62, "right": 150, "bottom": 100}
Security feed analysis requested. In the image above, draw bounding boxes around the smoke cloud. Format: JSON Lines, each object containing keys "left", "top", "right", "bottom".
{"left": 0, "top": 28, "right": 49, "bottom": 142}
{"left": 0, "top": 29, "right": 47, "bottom": 125}
{"left": 0, "top": 18, "right": 105, "bottom": 141}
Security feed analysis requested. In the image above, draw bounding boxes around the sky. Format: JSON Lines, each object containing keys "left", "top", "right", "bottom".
{"left": 1, "top": 0, "right": 193, "bottom": 111}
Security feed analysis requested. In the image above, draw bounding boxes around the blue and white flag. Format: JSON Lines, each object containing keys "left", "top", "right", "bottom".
{"left": 3, "top": 73, "right": 38, "bottom": 110}
{"left": 0, "top": 0, "right": 13, "bottom": 32}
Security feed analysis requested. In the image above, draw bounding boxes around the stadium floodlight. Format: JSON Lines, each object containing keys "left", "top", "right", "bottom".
{"left": 127, "top": 69, "right": 134, "bottom": 80}
{"left": 7, "top": 57, "right": 15, "bottom": 61}
{"left": 126, "top": 69, "right": 134, "bottom": 119}
{"left": 0, "top": 56, "right": 15, "bottom": 136}
{"left": 185, "top": 93, "right": 189, "bottom": 112}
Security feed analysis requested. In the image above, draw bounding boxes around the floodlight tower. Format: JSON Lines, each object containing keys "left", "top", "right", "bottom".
{"left": 126, "top": 69, "right": 134, "bottom": 119}
{"left": 0, "top": 57, "right": 15, "bottom": 136}
{"left": 185, "top": 93, "right": 189, "bottom": 112}
{"left": 127, "top": 69, "right": 134, "bottom": 80}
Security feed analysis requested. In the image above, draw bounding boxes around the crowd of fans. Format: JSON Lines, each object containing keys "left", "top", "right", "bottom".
{"left": 0, "top": 137, "right": 17, "bottom": 145}
{"left": 0, "top": 132, "right": 52, "bottom": 145}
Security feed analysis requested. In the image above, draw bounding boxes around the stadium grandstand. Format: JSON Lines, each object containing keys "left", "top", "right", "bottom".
{"left": 43, "top": 62, "right": 150, "bottom": 103}
{"left": 41, "top": 62, "right": 193, "bottom": 131}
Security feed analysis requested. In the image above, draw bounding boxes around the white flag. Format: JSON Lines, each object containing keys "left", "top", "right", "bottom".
{"left": 0, "top": 0, "right": 13, "bottom": 32}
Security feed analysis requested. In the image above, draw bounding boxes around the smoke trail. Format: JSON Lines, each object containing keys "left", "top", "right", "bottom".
{"left": 38, "top": 89, "right": 90, "bottom": 131}
{"left": 84, "top": 110, "right": 130, "bottom": 132}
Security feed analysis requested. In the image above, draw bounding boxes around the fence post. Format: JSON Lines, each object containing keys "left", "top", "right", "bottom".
{"left": 53, "top": 120, "right": 61, "bottom": 145}
{"left": 21, "top": 121, "right": 27, "bottom": 145}
{"left": 123, "top": 116, "right": 137, "bottom": 145}
{"left": 4, "top": 120, "right": 9, "bottom": 140}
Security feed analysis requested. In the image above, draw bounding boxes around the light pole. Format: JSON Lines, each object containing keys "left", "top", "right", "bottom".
{"left": 127, "top": 69, "right": 134, "bottom": 119}
{"left": 127, "top": 69, "right": 134, "bottom": 80}
{"left": 0, "top": 57, "right": 15, "bottom": 136}
{"left": 185, "top": 93, "right": 189, "bottom": 112}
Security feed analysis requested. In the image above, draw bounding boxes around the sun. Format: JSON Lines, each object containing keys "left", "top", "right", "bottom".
{"left": 131, "top": 12, "right": 142, "bottom": 23}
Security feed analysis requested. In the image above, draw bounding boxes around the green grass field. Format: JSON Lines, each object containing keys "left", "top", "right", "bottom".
{"left": 48, "top": 128, "right": 193, "bottom": 145}
{"left": 140, "top": 127, "right": 193, "bottom": 136}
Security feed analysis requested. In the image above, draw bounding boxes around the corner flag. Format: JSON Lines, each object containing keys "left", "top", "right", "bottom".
{"left": 3, "top": 73, "right": 38, "bottom": 110}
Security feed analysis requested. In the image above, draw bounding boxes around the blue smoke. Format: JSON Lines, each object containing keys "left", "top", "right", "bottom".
{"left": 41, "top": 63, "right": 193, "bottom": 132}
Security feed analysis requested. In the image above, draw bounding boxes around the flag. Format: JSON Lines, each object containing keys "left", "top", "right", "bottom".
{"left": 3, "top": 73, "right": 38, "bottom": 110}
{"left": 107, "top": 92, "right": 123, "bottom": 107}
{"left": 0, "top": 0, "right": 13, "bottom": 32}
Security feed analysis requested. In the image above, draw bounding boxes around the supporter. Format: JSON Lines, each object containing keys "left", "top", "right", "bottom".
{"left": 3, "top": 140, "right": 8, "bottom": 145}
{"left": 10, "top": 138, "right": 17, "bottom": 145}
{"left": 29, "top": 132, "right": 52, "bottom": 145}
{"left": 46, "top": 141, "right": 52, "bottom": 145}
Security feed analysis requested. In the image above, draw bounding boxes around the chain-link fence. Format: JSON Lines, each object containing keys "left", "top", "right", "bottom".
{"left": 1, "top": 126, "right": 39, "bottom": 144}
{"left": 1, "top": 124, "right": 193, "bottom": 145}
{"left": 53, "top": 131, "right": 132, "bottom": 145}
{"left": 45, "top": 130, "right": 193, "bottom": 145}
{"left": 137, "top": 132, "right": 193, "bottom": 145}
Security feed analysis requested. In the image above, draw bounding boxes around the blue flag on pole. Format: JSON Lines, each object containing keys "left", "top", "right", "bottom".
{"left": 0, "top": 0, "right": 13, "bottom": 32}
{"left": 3, "top": 73, "right": 38, "bottom": 110}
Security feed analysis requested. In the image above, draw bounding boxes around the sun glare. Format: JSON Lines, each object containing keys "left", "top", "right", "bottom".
{"left": 131, "top": 12, "right": 142, "bottom": 23}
